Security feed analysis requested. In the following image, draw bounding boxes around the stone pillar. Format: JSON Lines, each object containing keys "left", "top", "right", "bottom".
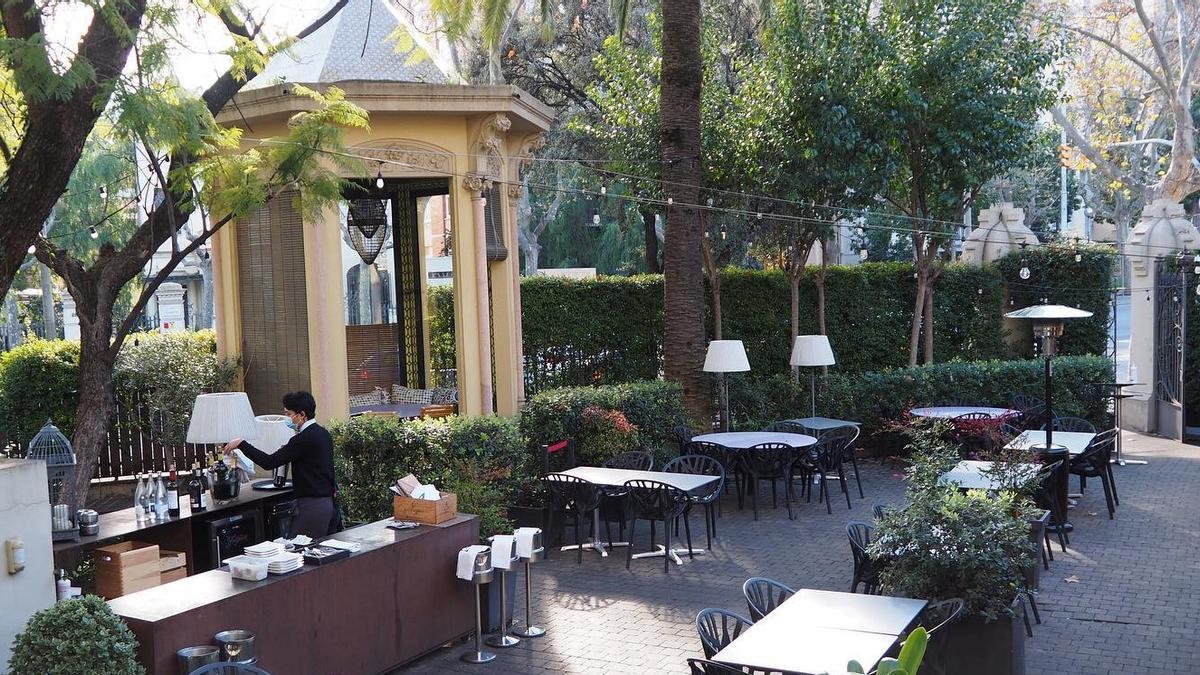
{"left": 960, "top": 202, "right": 1040, "bottom": 265}
{"left": 61, "top": 293, "right": 80, "bottom": 341}
{"left": 470, "top": 185, "right": 494, "bottom": 416}
{"left": 1123, "top": 198, "right": 1200, "bottom": 433}
{"left": 304, "top": 204, "right": 351, "bottom": 423}
{"left": 155, "top": 282, "right": 187, "bottom": 332}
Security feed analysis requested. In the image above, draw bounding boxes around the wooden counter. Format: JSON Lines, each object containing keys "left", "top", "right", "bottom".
{"left": 109, "top": 514, "right": 479, "bottom": 675}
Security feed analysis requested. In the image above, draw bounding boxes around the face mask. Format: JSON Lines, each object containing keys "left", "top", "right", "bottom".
{"left": 285, "top": 417, "right": 299, "bottom": 431}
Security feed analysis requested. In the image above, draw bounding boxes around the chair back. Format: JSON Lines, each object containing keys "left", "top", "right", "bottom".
{"left": 742, "top": 442, "right": 795, "bottom": 477}
{"left": 1018, "top": 403, "right": 1047, "bottom": 430}
{"left": 847, "top": 520, "right": 879, "bottom": 593}
{"left": 872, "top": 503, "right": 891, "bottom": 521}
{"left": 921, "top": 597, "right": 965, "bottom": 637}
{"left": 663, "top": 455, "right": 725, "bottom": 499}
{"left": 690, "top": 441, "right": 737, "bottom": 471}
{"left": 847, "top": 520, "right": 873, "bottom": 557}
{"left": 743, "top": 576, "right": 796, "bottom": 621}
{"left": 812, "top": 426, "right": 857, "bottom": 470}
{"left": 953, "top": 411, "right": 991, "bottom": 421}
{"left": 1012, "top": 394, "right": 1043, "bottom": 412}
{"left": 604, "top": 451, "right": 654, "bottom": 471}
{"left": 673, "top": 425, "right": 695, "bottom": 446}
{"left": 695, "top": 608, "right": 753, "bottom": 659}
{"left": 542, "top": 473, "right": 601, "bottom": 513}
{"left": 1074, "top": 427, "right": 1117, "bottom": 474}
{"left": 623, "top": 479, "right": 689, "bottom": 520}
{"left": 687, "top": 658, "right": 750, "bottom": 675}
{"left": 1044, "top": 416, "right": 1097, "bottom": 433}
{"left": 998, "top": 421, "right": 1023, "bottom": 441}
{"left": 764, "top": 420, "right": 807, "bottom": 434}
{"left": 187, "top": 663, "right": 272, "bottom": 675}
{"left": 540, "top": 439, "right": 577, "bottom": 475}
{"left": 1032, "top": 459, "right": 1063, "bottom": 511}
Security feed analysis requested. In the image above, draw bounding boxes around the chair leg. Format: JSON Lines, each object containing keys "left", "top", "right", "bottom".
{"left": 683, "top": 512, "right": 694, "bottom": 560}
{"left": 839, "top": 464, "right": 852, "bottom": 510}
{"left": 1101, "top": 474, "right": 1115, "bottom": 519}
{"left": 1026, "top": 591, "right": 1042, "bottom": 624}
{"left": 784, "top": 476, "right": 794, "bottom": 520}
{"left": 650, "top": 519, "right": 656, "bottom": 550}
{"left": 823, "top": 476, "right": 832, "bottom": 515}
{"left": 1044, "top": 528, "right": 1054, "bottom": 562}
{"left": 771, "top": 479, "right": 778, "bottom": 509}
{"left": 850, "top": 455, "right": 864, "bottom": 499}
{"left": 1019, "top": 597, "right": 1034, "bottom": 637}
{"left": 625, "top": 518, "right": 636, "bottom": 570}
{"left": 1107, "top": 465, "right": 1119, "bottom": 506}
{"left": 662, "top": 518, "right": 671, "bottom": 573}
{"left": 573, "top": 515, "right": 583, "bottom": 564}
{"left": 751, "top": 476, "right": 759, "bottom": 521}
{"left": 704, "top": 504, "right": 714, "bottom": 549}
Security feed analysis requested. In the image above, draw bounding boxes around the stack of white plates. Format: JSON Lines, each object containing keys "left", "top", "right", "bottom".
{"left": 244, "top": 542, "right": 283, "bottom": 559}
{"left": 266, "top": 552, "right": 303, "bottom": 574}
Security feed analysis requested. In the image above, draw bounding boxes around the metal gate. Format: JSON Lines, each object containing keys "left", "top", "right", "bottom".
{"left": 1154, "top": 261, "right": 1185, "bottom": 440}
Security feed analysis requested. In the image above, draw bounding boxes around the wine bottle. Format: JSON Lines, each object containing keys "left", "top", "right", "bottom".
{"left": 188, "top": 465, "right": 206, "bottom": 512}
{"left": 166, "top": 467, "right": 180, "bottom": 518}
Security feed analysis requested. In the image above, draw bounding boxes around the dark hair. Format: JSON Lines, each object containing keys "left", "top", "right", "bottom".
{"left": 282, "top": 391, "right": 317, "bottom": 420}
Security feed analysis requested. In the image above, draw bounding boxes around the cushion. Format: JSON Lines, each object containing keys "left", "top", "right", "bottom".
{"left": 349, "top": 390, "right": 384, "bottom": 408}
{"left": 430, "top": 387, "right": 458, "bottom": 405}
{"left": 391, "top": 384, "right": 433, "bottom": 405}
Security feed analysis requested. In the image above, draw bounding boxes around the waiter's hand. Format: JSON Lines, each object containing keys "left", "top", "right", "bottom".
{"left": 222, "top": 439, "right": 242, "bottom": 456}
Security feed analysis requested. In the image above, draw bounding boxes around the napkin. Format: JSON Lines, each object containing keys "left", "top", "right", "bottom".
{"left": 490, "top": 535, "right": 515, "bottom": 570}
{"left": 514, "top": 527, "right": 540, "bottom": 558}
{"left": 396, "top": 474, "right": 421, "bottom": 497}
{"left": 232, "top": 449, "right": 256, "bottom": 478}
{"left": 412, "top": 484, "right": 441, "bottom": 501}
{"left": 457, "top": 544, "right": 490, "bottom": 580}
{"left": 320, "top": 539, "right": 361, "bottom": 553}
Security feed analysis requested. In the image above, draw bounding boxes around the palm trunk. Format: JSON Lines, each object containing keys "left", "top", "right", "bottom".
{"left": 660, "top": 0, "right": 707, "bottom": 423}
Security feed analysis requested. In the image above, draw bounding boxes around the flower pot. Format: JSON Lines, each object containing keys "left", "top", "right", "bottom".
{"left": 940, "top": 608, "right": 1025, "bottom": 675}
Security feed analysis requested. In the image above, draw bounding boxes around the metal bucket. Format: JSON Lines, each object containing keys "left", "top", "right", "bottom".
{"left": 214, "top": 629, "right": 256, "bottom": 663}
{"left": 177, "top": 645, "right": 219, "bottom": 674}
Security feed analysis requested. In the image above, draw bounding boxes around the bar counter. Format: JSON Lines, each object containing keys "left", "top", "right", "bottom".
{"left": 108, "top": 514, "right": 479, "bottom": 674}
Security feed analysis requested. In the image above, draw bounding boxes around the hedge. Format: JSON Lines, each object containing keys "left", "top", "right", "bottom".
{"left": 429, "top": 253, "right": 1112, "bottom": 395}
{"left": 0, "top": 331, "right": 237, "bottom": 446}
{"left": 331, "top": 414, "right": 528, "bottom": 539}
{"left": 731, "top": 355, "right": 1114, "bottom": 440}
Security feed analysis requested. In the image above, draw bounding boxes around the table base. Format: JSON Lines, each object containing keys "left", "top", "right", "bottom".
{"left": 1047, "top": 522, "right": 1074, "bottom": 533}
{"left": 630, "top": 544, "right": 705, "bottom": 565}
{"left": 560, "top": 540, "right": 629, "bottom": 557}
{"left": 1116, "top": 458, "right": 1148, "bottom": 466}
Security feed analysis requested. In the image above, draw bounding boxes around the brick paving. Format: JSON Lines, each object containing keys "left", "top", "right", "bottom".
{"left": 398, "top": 432, "right": 1199, "bottom": 674}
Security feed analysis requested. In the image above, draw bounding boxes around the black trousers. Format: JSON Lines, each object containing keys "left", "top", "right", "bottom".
{"left": 293, "top": 496, "right": 336, "bottom": 538}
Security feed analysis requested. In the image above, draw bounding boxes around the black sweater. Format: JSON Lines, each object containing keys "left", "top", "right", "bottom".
{"left": 237, "top": 423, "right": 337, "bottom": 499}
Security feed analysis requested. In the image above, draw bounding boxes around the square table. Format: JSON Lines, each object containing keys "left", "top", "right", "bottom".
{"left": 1005, "top": 430, "right": 1095, "bottom": 456}
{"left": 713, "top": 589, "right": 927, "bottom": 675}
{"left": 939, "top": 460, "right": 1040, "bottom": 491}
{"left": 552, "top": 466, "right": 719, "bottom": 564}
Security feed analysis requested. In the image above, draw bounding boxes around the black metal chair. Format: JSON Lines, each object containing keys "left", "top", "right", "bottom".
{"left": 624, "top": 479, "right": 693, "bottom": 573}
{"left": 1033, "top": 459, "right": 1069, "bottom": 553}
{"left": 695, "top": 608, "right": 753, "bottom": 659}
{"left": 540, "top": 438, "right": 578, "bottom": 474}
{"left": 805, "top": 430, "right": 854, "bottom": 513}
{"left": 998, "top": 421, "right": 1023, "bottom": 441}
{"left": 742, "top": 576, "right": 795, "bottom": 621}
{"left": 833, "top": 425, "right": 864, "bottom": 499}
{"left": 847, "top": 520, "right": 881, "bottom": 594}
{"left": 663, "top": 454, "right": 725, "bottom": 549}
{"left": 1042, "top": 416, "right": 1097, "bottom": 433}
{"left": 740, "top": 442, "right": 798, "bottom": 520}
{"left": 916, "top": 597, "right": 965, "bottom": 675}
{"left": 1069, "top": 428, "right": 1118, "bottom": 519}
{"left": 542, "top": 474, "right": 602, "bottom": 564}
{"left": 1018, "top": 402, "right": 1048, "bottom": 431}
{"left": 689, "top": 441, "right": 742, "bottom": 511}
{"left": 1012, "top": 393, "right": 1043, "bottom": 413}
{"left": 604, "top": 450, "right": 654, "bottom": 471}
{"left": 872, "top": 503, "right": 891, "bottom": 521}
{"left": 686, "top": 658, "right": 754, "bottom": 675}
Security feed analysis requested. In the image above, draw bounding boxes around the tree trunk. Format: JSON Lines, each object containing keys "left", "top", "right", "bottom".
{"left": 643, "top": 209, "right": 660, "bottom": 273}
{"left": 816, "top": 241, "right": 829, "bottom": 336}
{"left": 71, "top": 324, "right": 118, "bottom": 505}
{"left": 909, "top": 271, "right": 926, "bottom": 367}
{"left": 789, "top": 270, "right": 800, "bottom": 383}
{"left": 522, "top": 238, "right": 541, "bottom": 276}
{"left": 39, "top": 262, "right": 56, "bottom": 339}
{"left": 701, "top": 236, "right": 722, "bottom": 340}
{"left": 660, "top": 0, "right": 707, "bottom": 423}
{"left": 922, "top": 280, "right": 935, "bottom": 364}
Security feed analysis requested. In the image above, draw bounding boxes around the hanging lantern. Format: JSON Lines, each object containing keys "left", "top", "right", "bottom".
{"left": 347, "top": 198, "right": 390, "bottom": 265}
{"left": 27, "top": 420, "right": 80, "bottom": 542}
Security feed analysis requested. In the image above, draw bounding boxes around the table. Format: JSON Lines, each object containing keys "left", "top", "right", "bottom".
{"left": 712, "top": 589, "right": 927, "bottom": 675}
{"left": 554, "top": 466, "right": 720, "bottom": 564}
{"left": 349, "top": 403, "right": 424, "bottom": 418}
{"left": 939, "top": 460, "right": 1040, "bottom": 491}
{"left": 777, "top": 417, "right": 860, "bottom": 434}
{"left": 909, "top": 406, "right": 1017, "bottom": 420}
{"left": 1098, "top": 382, "right": 1146, "bottom": 465}
{"left": 1005, "top": 430, "right": 1095, "bottom": 457}
{"left": 692, "top": 431, "right": 818, "bottom": 449}
{"left": 108, "top": 515, "right": 478, "bottom": 674}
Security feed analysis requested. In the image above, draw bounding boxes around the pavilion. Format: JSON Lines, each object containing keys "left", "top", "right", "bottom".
{"left": 209, "top": 0, "right": 553, "bottom": 420}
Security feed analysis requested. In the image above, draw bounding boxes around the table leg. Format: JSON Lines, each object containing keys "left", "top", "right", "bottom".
{"left": 630, "top": 544, "right": 705, "bottom": 566}
{"left": 559, "top": 510, "right": 629, "bottom": 557}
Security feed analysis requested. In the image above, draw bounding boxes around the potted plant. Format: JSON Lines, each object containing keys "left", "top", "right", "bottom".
{"left": 871, "top": 426, "right": 1037, "bottom": 675}
{"left": 9, "top": 594, "right": 145, "bottom": 675}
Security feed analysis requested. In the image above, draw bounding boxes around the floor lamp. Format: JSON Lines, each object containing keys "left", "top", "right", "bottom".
{"left": 704, "top": 340, "right": 750, "bottom": 432}
{"left": 791, "top": 335, "right": 836, "bottom": 419}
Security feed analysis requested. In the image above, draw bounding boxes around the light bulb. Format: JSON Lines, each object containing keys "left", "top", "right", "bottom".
{"left": 1019, "top": 265, "right": 1031, "bottom": 280}
{"left": 667, "top": 197, "right": 673, "bottom": 205}
{"left": 375, "top": 171, "right": 384, "bottom": 189}
{"left": 89, "top": 226, "right": 98, "bottom": 239}
{"left": 600, "top": 186, "right": 607, "bottom": 196}
{"left": 977, "top": 288, "right": 983, "bottom": 295}
{"left": 859, "top": 249, "right": 868, "bottom": 260}
{"left": 706, "top": 198, "right": 714, "bottom": 207}
{"left": 99, "top": 186, "right": 107, "bottom": 200}
{"left": 27, "top": 244, "right": 35, "bottom": 254}
{"left": 756, "top": 212, "right": 762, "bottom": 220}
{"left": 856, "top": 227, "right": 864, "bottom": 236}
{"left": 1195, "top": 284, "right": 1200, "bottom": 296}
{"left": 592, "top": 210, "right": 600, "bottom": 225}
{"left": 1074, "top": 253, "right": 1081, "bottom": 262}
{"left": 720, "top": 229, "right": 727, "bottom": 240}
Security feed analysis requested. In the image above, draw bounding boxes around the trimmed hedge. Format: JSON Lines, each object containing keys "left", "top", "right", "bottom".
{"left": 331, "top": 414, "right": 527, "bottom": 538}
{"left": 520, "top": 380, "right": 689, "bottom": 466}
{"left": 731, "top": 355, "right": 1113, "bottom": 440}
{"left": 0, "top": 339, "right": 80, "bottom": 445}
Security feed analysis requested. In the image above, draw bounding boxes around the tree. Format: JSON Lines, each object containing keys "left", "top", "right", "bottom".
{"left": 864, "top": 0, "right": 1061, "bottom": 365}
{"left": 1057, "top": 0, "right": 1200, "bottom": 205}
{"left": 21, "top": 1, "right": 364, "bottom": 501}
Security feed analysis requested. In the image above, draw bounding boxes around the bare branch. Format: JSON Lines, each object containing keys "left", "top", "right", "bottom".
{"left": 1132, "top": 0, "right": 1176, "bottom": 88}
{"left": 1067, "top": 24, "right": 1171, "bottom": 92}
{"left": 1052, "top": 107, "right": 1147, "bottom": 194}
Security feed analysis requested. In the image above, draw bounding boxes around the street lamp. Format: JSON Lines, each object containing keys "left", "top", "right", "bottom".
{"left": 704, "top": 340, "right": 750, "bottom": 432}
{"left": 1005, "top": 303, "right": 1092, "bottom": 531}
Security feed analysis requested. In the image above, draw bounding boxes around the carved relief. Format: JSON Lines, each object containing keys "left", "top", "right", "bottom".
{"left": 506, "top": 183, "right": 522, "bottom": 200}
{"left": 358, "top": 141, "right": 453, "bottom": 176}
{"left": 462, "top": 175, "right": 490, "bottom": 193}
{"left": 472, "top": 113, "right": 511, "bottom": 179}
{"left": 517, "top": 133, "right": 546, "bottom": 175}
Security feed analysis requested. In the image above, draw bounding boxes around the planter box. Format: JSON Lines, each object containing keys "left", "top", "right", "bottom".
{"left": 1025, "top": 509, "right": 1050, "bottom": 591}
{"left": 941, "top": 609, "right": 1025, "bottom": 675}
{"left": 393, "top": 492, "right": 457, "bottom": 524}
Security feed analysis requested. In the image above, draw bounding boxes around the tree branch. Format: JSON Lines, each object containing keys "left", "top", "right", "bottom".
{"left": 1132, "top": 0, "right": 1176, "bottom": 88}
{"left": 1067, "top": 24, "right": 1171, "bottom": 93}
{"left": 1052, "top": 107, "right": 1148, "bottom": 194}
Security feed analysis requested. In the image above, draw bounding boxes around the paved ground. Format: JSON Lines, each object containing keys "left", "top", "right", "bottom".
{"left": 399, "top": 432, "right": 1198, "bottom": 675}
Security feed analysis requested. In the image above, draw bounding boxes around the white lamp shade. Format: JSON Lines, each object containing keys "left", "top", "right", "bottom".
{"left": 253, "top": 415, "right": 295, "bottom": 454}
{"left": 790, "top": 335, "right": 836, "bottom": 367}
{"left": 703, "top": 340, "right": 750, "bottom": 372}
{"left": 186, "top": 393, "right": 258, "bottom": 444}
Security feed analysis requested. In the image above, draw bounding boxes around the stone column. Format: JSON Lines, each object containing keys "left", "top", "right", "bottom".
{"left": 960, "top": 202, "right": 1039, "bottom": 265}
{"left": 470, "top": 183, "right": 494, "bottom": 415}
{"left": 61, "top": 293, "right": 80, "bottom": 341}
{"left": 155, "top": 282, "right": 187, "bottom": 332}
{"left": 1123, "top": 198, "right": 1200, "bottom": 433}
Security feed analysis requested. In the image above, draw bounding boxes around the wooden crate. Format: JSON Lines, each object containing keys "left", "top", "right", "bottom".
{"left": 158, "top": 549, "right": 187, "bottom": 572}
{"left": 393, "top": 492, "right": 457, "bottom": 525}
{"left": 95, "top": 541, "right": 160, "bottom": 599}
{"left": 160, "top": 567, "right": 188, "bottom": 584}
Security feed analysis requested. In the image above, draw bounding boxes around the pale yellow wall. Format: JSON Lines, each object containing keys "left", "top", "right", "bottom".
{"left": 210, "top": 219, "right": 243, "bottom": 389}
{"left": 304, "top": 203, "right": 352, "bottom": 423}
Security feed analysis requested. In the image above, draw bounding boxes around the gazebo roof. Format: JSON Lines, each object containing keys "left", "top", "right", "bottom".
{"left": 243, "top": 0, "right": 456, "bottom": 92}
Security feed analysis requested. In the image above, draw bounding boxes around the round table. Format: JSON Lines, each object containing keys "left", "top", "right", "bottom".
{"left": 692, "top": 431, "right": 817, "bottom": 449}
{"left": 909, "top": 406, "right": 1017, "bottom": 420}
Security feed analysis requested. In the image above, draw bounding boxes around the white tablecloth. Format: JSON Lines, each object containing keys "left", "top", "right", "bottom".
{"left": 692, "top": 431, "right": 817, "bottom": 449}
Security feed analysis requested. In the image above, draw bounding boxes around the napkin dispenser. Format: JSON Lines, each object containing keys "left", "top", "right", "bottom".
{"left": 466, "top": 547, "right": 493, "bottom": 584}
{"left": 514, "top": 527, "right": 544, "bottom": 562}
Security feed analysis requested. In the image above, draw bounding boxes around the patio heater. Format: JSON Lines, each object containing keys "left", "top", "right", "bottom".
{"left": 1005, "top": 304, "right": 1092, "bottom": 531}
{"left": 704, "top": 340, "right": 750, "bottom": 432}
{"left": 790, "top": 335, "right": 836, "bottom": 419}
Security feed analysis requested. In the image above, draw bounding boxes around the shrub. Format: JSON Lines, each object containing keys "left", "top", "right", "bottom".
{"left": 0, "top": 339, "right": 81, "bottom": 444}
{"left": 730, "top": 355, "right": 1112, "bottom": 444}
{"left": 331, "top": 414, "right": 528, "bottom": 539}
{"left": 520, "top": 380, "right": 689, "bottom": 466}
{"left": 9, "top": 594, "right": 144, "bottom": 675}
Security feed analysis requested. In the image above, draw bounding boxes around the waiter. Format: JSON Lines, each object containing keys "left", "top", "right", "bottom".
{"left": 223, "top": 391, "right": 338, "bottom": 538}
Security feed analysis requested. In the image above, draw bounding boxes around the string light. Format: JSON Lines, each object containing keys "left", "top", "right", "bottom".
{"left": 667, "top": 197, "right": 673, "bottom": 205}
{"left": 600, "top": 186, "right": 607, "bottom": 196}
{"left": 27, "top": 243, "right": 35, "bottom": 254}
{"left": 89, "top": 226, "right": 98, "bottom": 239}
{"left": 859, "top": 248, "right": 868, "bottom": 260}
{"left": 375, "top": 169, "right": 384, "bottom": 189}
{"left": 591, "top": 209, "right": 601, "bottom": 226}
{"left": 99, "top": 186, "right": 107, "bottom": 200}
{"left": 1019, "top": 263, "right": 1031, "bottom": 280}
